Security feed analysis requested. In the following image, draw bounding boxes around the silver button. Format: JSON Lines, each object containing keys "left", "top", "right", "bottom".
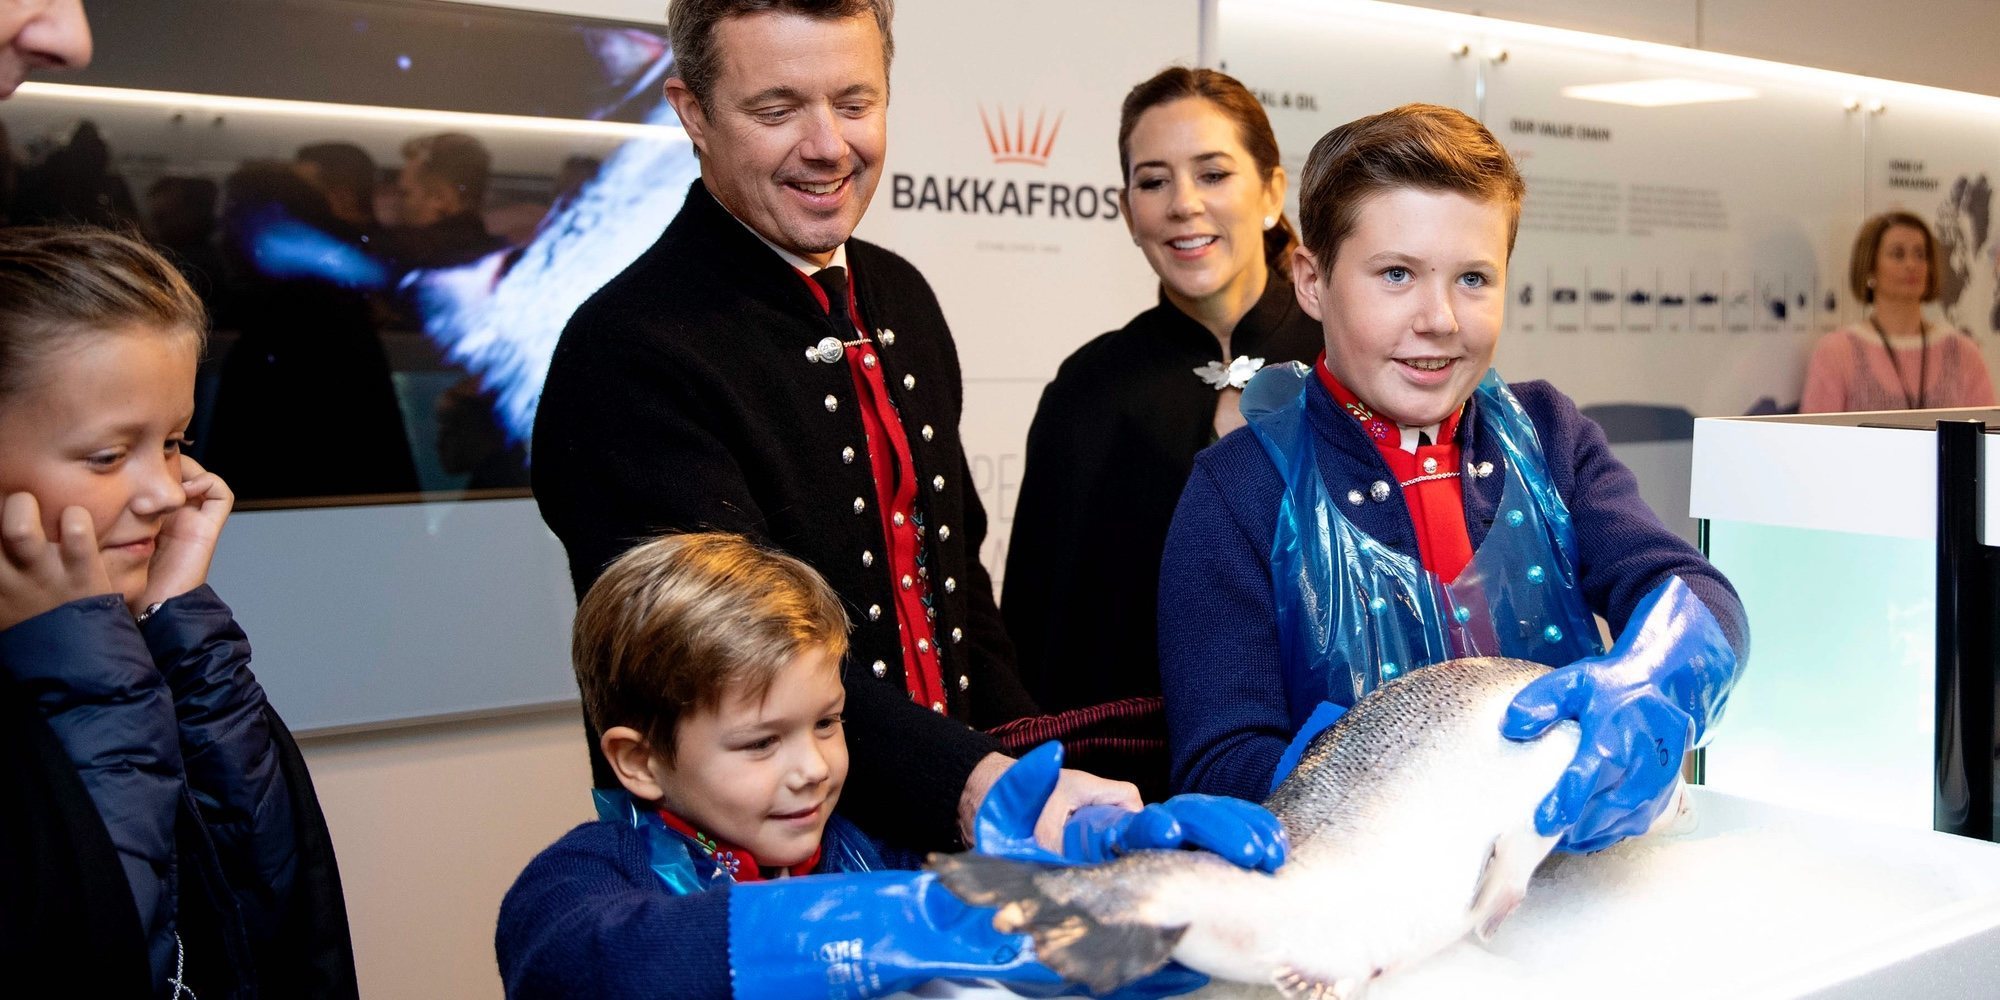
{"left": 1422, "top": 457, "right": 1438, "bottom": 475}
{"left": 861, "top": 550, "right": 874, "bottom": 567}
{"left": 938, "top": 525, "right": 951, "bottom": 541}
{"left": 893, "top": 512, "right": 906, "bottom": 527}
{"left": 853, "top": 496, "right": 866, "bottom": 514}
{"left": 901, "top": 574, "right": 914, "bottom": 590}
{"left": 862, "top": 354, "right": 877, "bottom": 369}
{"left": 932, "top": 475, "right": 945, "bottom": 492}
{"left": 917, "top": 565, "right": 928, "bottom": 580}
{"left": 868, "top": 604, "right": 882, "bottom": 621}
{"left": 926, "top": 606, "right": 937, "bottom": 620}
{"left": 1347, "top": 489, "right": 1364, "bottom": 506}
{"left": 921, "top": 424, "right": 934, "bottom": 442}
{"left": 930, "top": 701, "right": 944, "bottom": 713}
{"left": 944, "top": 577, "right": 957, "bottom": 593}
{"left": 824, "top": 394, "right": 839, "bottom": 413}
{"left": 880, "top": 329, "right": 896, "bottom": 345}
{"left": 917, "top": 639, "right": 931, "bottom": 653}
{"left": 1477, "top": 461, "right": 1495, "bottom": 478}
{"left": 842, "top": 446, "right": 855, "bottom": 464}
{"left": 903, "top": 374, "right": 917, "bottom": 390}
{"left": 958, "top": 675, "right": 970, "bottom": 692}
{"left": 808, "top": 336, "right": 843, "bottom": 364}
{"left": 871, "top": 660, "right": 888, "bottom": 678}
{"left": 951, "top": 627, "right": 963, "bottom": 643}
{"left": 1369, "top": 481, "right": 1391, "bottom": 502}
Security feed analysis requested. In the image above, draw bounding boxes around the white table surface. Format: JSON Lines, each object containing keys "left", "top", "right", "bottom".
{"left": 892, "top": 788, "right": 2000, "bottom": 1000}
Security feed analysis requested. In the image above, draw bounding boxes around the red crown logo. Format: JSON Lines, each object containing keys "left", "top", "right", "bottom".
{"left": 978, "top": 104, "right": 1063, "bottom": 167}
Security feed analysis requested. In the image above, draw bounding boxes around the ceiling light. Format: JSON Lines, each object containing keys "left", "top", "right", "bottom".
{"left": 11, "top": 81, "right": 686, "bottom": 141}
{"left": 1560, "top": 78, "right": 1761, "bottom": 107}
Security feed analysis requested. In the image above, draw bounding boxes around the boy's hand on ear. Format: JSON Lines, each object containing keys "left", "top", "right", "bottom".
{"left": 140, "top": 456, "right": 234, "bottom": 613}
{"left": 0, "top": 493, "right": 114, "bottom": 631}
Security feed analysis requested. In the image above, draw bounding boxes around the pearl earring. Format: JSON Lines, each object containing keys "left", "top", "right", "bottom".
{"left": 1263, "top": 215, "right": 1277, "bottom": 231}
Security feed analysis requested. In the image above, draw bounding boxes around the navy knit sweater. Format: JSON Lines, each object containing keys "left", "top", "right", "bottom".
{"left": 497, "top": 820, "right": 737, "bottom": 999}
{"left": 1158, "top": 378, "right": 1749, "bottom": 800}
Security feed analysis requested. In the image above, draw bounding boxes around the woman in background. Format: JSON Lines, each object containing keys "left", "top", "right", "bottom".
{"left": 1002, "top": 68, "right": 1321, "bottom": 796}
{"left": 1801, "top": 212, "right": 1996, "bottom": 412}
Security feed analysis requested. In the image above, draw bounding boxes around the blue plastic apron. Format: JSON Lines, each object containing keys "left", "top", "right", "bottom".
{"left": 1243, "top": 364, "right": 1603, "bottom": 728}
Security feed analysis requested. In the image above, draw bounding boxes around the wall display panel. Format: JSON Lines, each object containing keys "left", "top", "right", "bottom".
{"left": 0, "top": 0, "right": 688, "bottom": 506}
{"left": 1482, "top": 38, "right": 1863, "bottom": 419}
{"left": 1865, "top": 97, "right": 2000, "bottom": 380}
{"left": 209, "top": 498, "right": 580, "bottom": 732}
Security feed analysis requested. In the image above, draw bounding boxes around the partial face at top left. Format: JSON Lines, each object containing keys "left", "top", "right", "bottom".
{"left": 0, "top": 0, "right": 90, "bottom": 99}
{"left": 668, "top": 10, "right": 889, "bottom": 268}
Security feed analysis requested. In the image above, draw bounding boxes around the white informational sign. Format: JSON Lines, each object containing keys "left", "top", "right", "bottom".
{"left": 1485, "top": 37, "right": 1862, "bottom": 420}
{"left": 855, "top": 1, "right": 1200, "bottom": 588}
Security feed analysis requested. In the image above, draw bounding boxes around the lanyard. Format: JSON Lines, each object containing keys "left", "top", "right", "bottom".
{"left": 1869, "top": 315, "right": 1928, "bottom": 410}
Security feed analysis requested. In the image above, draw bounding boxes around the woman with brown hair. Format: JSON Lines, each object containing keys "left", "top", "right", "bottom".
{"left": 1001, "top": 67, "right": 1321, "bottom": 795}
{"left": 1801, "top": 211, "right": 1996, "bottom": 412}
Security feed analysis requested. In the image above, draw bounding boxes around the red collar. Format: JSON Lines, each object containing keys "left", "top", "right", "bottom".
{"left": 1314, "top": 354, "right": 1463, "bottom": 446}
{"left": 656, "top": 808, "right": 822, "bottom": 882}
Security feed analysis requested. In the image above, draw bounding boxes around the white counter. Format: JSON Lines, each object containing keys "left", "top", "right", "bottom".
{"left": 1688, "top": 405, "right": 2000, "bottom": 544}
{"left": 900, "top": 788, "right": 2000, "bottom": 999}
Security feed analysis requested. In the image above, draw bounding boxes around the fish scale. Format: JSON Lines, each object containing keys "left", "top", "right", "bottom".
{"left": 933, "top": 656, "right": 1598, "bottom": 1000}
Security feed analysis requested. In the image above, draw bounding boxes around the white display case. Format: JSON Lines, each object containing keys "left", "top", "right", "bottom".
{"left": 1688, "top": 407, "right": 2000, "bottom": 832}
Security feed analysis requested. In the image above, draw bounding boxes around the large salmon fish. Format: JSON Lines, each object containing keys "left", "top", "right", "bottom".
{"left": 931, "top": 656, "right": 1688, "bottom": 999}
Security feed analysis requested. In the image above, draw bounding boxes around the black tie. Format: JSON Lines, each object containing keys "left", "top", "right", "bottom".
{"left": 811, "top": 266, "right": 850, "bottom": 321}
{"left": 1418, "top": 430, "right": 1434, "bottom": 447}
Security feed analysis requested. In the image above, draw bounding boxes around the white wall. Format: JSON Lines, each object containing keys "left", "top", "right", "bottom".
{"left": 299, "top": 708, "right": 592, "bottom": 998}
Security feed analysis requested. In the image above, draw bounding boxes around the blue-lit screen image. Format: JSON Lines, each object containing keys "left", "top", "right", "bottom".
{"left": 0, "top": 0, "right": 697, "bottom": 506}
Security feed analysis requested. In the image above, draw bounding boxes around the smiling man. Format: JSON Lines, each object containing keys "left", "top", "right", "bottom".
{"left": 533, "top": 0, "right": 1164, "bottom": 870}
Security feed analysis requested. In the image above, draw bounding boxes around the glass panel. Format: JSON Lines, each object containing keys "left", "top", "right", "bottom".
{"left": 1700, "top": 518, "right": 1936, "bottom": 830}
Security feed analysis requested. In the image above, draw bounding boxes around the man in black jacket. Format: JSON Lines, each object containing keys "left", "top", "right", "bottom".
{"left": 532, "top": 0, "right": 1143, "bottom": 852}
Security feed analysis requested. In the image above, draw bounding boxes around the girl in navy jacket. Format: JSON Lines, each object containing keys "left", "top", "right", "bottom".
{"left": 0, "top": 226, "right": 356, "bottom": 997}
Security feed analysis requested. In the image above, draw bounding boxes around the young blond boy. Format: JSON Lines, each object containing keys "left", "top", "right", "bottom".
{"left": 498, "top": 532, "right": 1279, "bottom": 999}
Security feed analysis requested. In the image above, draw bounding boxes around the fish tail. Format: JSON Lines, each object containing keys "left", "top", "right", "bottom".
{"left": 928, "top": 852, "right": 1188, "bottom": 995}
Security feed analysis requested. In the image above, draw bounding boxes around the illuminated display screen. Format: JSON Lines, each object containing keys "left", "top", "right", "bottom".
{"left": 0, "top": 0, "right": 695, "bottom": 506}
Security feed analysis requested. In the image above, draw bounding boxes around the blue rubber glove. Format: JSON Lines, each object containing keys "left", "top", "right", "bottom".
{"left": 964, "top": 742, "right": 1270, "bottom": 998}
{"left": 1268, "top": 701, "right": 1349, "bottom": 796}
{"left": 1502, "top": 576, "right": 1737, "bottom": 853}
{"left": 728, "top": 868, "right": 1066, "bottom": 999}
{"left": 976, "top": 742, "right": 1288, "bottom": 873}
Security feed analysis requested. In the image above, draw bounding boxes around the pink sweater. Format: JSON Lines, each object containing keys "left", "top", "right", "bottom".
{"left": 1800, "top": 324, "right": 1997, "bottom": 413}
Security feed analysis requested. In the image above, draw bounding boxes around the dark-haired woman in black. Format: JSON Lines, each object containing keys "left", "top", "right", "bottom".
{"left": 1003, "top": 68, "right": 1321, "bottom": 797}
